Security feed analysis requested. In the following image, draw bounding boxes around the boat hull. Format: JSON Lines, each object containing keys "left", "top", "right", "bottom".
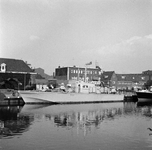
{"left": 136, "top": 91, "right": 152, "bottom": 103}
{"left": 0, "top": 89, "right": 25, "bottom": 106}
{"left": 19, "top": 91, "right": 124, "bottom": 104}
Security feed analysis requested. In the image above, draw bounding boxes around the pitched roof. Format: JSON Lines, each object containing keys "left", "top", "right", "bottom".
{"left": 0, "top": 58, "right": 34, "bottom": 73}
{"left": 101, "top": 71, "right": 114, "bottom": 80}
{"left": 35, "top": 74, "right": 45, "bottom": 79}
{"left": 142, "top": 70, "right": 152, "bottom": 75}
{"left": 35, "top": 68, "right": 51, "bottom": 79}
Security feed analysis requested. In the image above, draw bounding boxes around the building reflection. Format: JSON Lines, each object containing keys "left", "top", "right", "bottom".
{"left": 45, "top": 102, "right": 152, "bottom": 136}
{"left": 1, "top": 102, "right": 152, "bottom": 138}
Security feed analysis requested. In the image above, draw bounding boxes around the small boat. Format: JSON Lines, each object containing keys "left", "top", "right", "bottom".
{"left": 136, "top": 90, "right": 152, "bottom": 104}
{"left": 0, "top": 89, "right": 25, "bottom": 106}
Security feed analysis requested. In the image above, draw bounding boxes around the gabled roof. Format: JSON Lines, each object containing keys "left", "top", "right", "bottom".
{"left": 101, "top": 71, "right": 115, "bottom": 80}
{"left": 0, "top": 58, "right": 34, "bottom": 73}
{"left": 142, "top": 70, "right": 152, "bottom": 75}
{"left": 35, "top": 68, "right": 51, "bottom": 79}
{"left": 35, "top": 74, "right": 45, "bottom": 79}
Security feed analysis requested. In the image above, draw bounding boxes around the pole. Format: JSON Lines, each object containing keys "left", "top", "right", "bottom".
{"left": 84, "top": 65, "right": 87, "bottom": 82}
{"left": 67, "top": 67, "right": 69, "bottom": 80}
{"left": 24, "top": 73, "right": 26, "bottom": 90}
{"left": 77, "top": 67, "right": 80, "bottom": 81}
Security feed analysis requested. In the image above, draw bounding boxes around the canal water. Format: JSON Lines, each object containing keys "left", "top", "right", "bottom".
{"left": 0, "top": 102, "right": 152, "bottom": 150}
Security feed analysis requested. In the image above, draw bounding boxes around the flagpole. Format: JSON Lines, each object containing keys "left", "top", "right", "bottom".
{"left": 85, "top": 65, "right": 87, "bottom": 82}
{"left": 84, "top": 61, "right": 92, "bottom": 82}
{"left": 77, "top": 66, "right": 80, "bottom": 81}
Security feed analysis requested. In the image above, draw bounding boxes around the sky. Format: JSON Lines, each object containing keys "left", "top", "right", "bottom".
{"left": 0, "top": 0, "right": 152, "bottom": 75}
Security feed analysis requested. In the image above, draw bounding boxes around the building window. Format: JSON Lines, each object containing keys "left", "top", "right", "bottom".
{"left": 104, "top": 75, "right": 108, "bottom": 78}
{"left": 0, "top": 63, "right": 6, "bottom": 72}
{"left": 141, "top": 77, "right": 145, "bottom": 80}
{"left": 121, "top": 76, "right": 125, "bottom": 79}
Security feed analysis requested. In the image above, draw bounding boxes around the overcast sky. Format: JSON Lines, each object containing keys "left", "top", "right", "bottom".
{"left": 1, "top": 0, "right": 152, "bottom": 75}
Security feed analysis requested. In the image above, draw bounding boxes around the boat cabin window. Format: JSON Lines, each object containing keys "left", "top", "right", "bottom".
{"left": 82, "top": 85, "right": 89, "bottom": 88}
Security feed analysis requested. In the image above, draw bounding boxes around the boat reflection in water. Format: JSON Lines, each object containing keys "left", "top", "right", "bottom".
{"left": 1, "top": 103, "right": 152, "bottom": 150}
{"left": 0, "top": 106, "right": 34, "bottom": 138}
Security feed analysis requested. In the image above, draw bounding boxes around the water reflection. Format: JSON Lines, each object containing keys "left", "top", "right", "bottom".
{"left": 43, "top": 102, "right": 152, "bottom": 136}
{"left": 1, "top": 102, "right": 152, "bottom": 138}
{"left": 0, "top": 106, "right": 34, "bottom": 138}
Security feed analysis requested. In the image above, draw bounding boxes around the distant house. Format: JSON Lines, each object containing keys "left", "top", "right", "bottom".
{"left": 100, "top": 71, "right": 117, "bottom": 88}
{"left": 34, "top": 68, "right": 51, "bottom": 80}
{"left": 142, "top": 70, "right": 152, "bottom": 80}
{"left": 100, "top": 71, "right": 150, "bottom": 90}
{"left": 0, "top": 58, "right": 36, "bottom": 90}
{"left": 116, "top": 74, "right": 149, "bottom": 90}
{"left": 35, "top": 78, "right": 48, "bottom": 91}
{"left": 34, "top": 68, "right": 54, "bottom": 90}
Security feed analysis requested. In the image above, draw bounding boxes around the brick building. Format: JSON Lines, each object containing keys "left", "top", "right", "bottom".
{"left": 0, "top": 58, "right": 36, "bottom": 90}
{"left": 116, "top": 73, "right": 149, "bottom": 90}
{"left": 55, "top": 66, "right": 101, "bottom": 84}
{"left": 55, "top": 66, "right": 151, "bottom": 90}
